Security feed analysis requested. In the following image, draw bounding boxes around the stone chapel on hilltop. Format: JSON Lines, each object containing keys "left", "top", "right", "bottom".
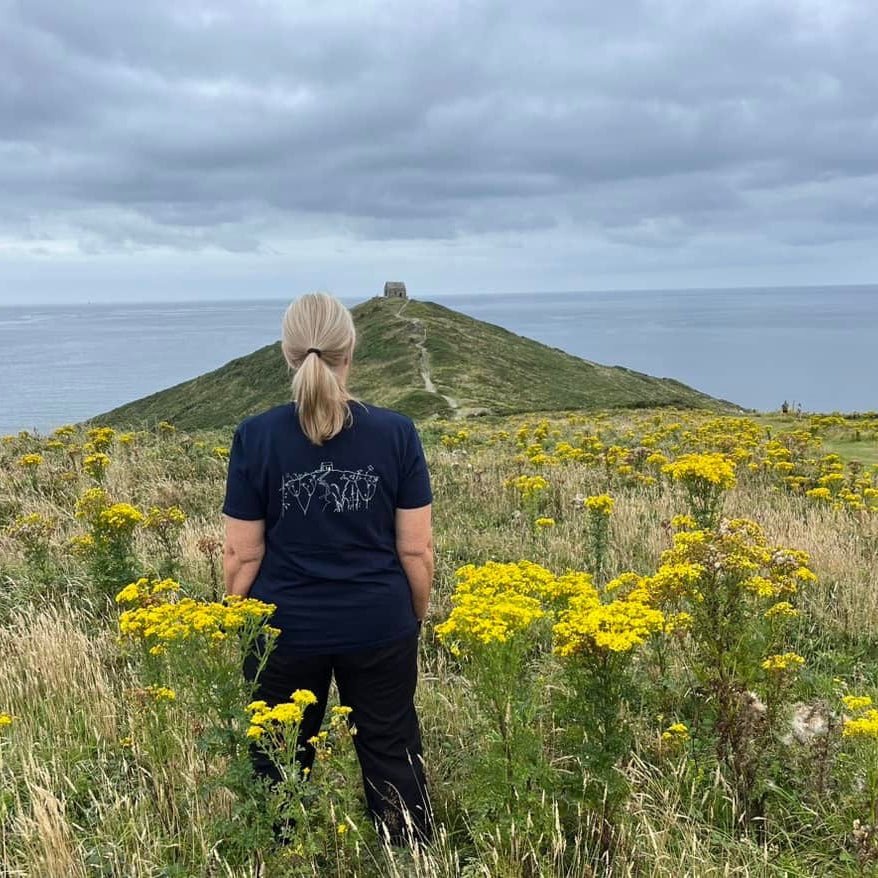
{"left": 383, "top": 281, "right": 407, "bottom": 299}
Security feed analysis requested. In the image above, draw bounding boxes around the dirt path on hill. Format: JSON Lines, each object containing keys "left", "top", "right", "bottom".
{"left": 393, "top": 300, "right": 460, "bottom": 415}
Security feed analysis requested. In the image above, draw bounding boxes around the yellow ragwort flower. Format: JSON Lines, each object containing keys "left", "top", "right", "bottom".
{"left": 118, "top": 591, "right": 275, "bottom": 647}
{"left": 143, "top": 506, "right": 187, "bottom": 530}
{"left": 115, "top": 581, "right": 145, "bottom": 604}
{"left": 584, "top": 493, "right": 615, "bottom": 515}
{"left": 436, "top": 589, "right": 545, "bottom": 648}
{"left": 661, "top": 722, "right": 690, "bottom": 744}
{"left": 764, "top": 601, "right": 799, "bottom": 620}
{"left": 662, "top": 453, "right": 737, "bottom": 489}
{"left": 842, "top": 710, "right": 878, "bottom": 740}
{"left": 99, "top": 503, "right": 143, "bottom": 531}
{"left": 842, "top": 695, "right": 873, "bottom": 713}
{"left": 761, "top": 652, "right": 805, "bottom": 673}
{"left": 670, "top": 514, "right": 697, "bottom": 531}
{"left": 74, "top": 487, "right": 110, "bottom": 521}
{"left": 554, "top": 595, "right": 664, "bottom": 656}
{"left": 504, "top": 474, "right": 549, "bottom": 500}
{"left": 246, "top": 689, "right": 318, "bottom": 739}
{"left": 145, "top": 685, "right": 176, "bottom": 702}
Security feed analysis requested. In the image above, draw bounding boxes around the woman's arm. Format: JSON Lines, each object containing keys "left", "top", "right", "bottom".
{"left": 223, "top": 515, "right": 266, "bottom": 597}
{"left": 395, "top": 505, "right": 434, "bottom": 621}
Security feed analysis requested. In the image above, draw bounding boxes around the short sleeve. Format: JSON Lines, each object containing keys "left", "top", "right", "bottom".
{"left": 221, "top": 427, "right": 266, "bottom": 520}
{"left": 396, "top": 421, "right": 433, "bottom": 509}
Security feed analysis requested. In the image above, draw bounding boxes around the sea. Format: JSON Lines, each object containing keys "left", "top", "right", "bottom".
{"left": 1, "top": 285, "right": 875, "bottom": 435}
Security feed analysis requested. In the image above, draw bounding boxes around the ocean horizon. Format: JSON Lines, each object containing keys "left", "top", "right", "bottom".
{"left": 1, "top": 284, "right": 876, "bottom": 434}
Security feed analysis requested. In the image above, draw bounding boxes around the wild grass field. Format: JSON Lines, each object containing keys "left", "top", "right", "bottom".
{"left": 1, "top": 409, "right": 877, "bottom": 877}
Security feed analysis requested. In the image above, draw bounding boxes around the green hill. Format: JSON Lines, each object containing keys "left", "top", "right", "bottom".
{"left": 89, "top": 297, "right": 739, "bottom": 430}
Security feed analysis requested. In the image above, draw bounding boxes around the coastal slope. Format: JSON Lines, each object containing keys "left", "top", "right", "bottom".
{"left": 90, "top": 297, "right": 737, "bottom": 429}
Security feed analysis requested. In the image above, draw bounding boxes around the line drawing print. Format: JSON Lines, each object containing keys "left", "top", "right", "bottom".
{"left": 280, "top": 462, "right": 379, "bottom": 516}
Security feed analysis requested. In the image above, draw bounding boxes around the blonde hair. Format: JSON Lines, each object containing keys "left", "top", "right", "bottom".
{"left": 281, "top": 292, "right": 357, "bottom": 446}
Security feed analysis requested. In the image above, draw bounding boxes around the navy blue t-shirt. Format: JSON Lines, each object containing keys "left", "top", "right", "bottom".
{"left": 222, "top": 401, "right": 432, "bottom": 654}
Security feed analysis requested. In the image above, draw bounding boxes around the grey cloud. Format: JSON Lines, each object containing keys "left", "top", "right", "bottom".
{"left": 0, "top": 0, "right": 877, "bottom": 255}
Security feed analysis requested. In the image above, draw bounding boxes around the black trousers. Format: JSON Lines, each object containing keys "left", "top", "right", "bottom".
{"left": 242, "top": 632, "right": 431, "bottom": 843}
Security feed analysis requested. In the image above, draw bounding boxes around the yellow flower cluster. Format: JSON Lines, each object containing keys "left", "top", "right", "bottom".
{"left": 0, "top": 713, "right": 14, "bottom": 728}
{"left": 86, "top": 426, "right": 116, "bottom": 450}
{"left": 487, "top": 429, "right": 510, "bottom": 445}
{"left": 818, "top": 472, "right": 846, "bottom": 489}
{"left": 840, "top": 692, "right": 878, "bottom": 740}
{"left": 654, "top": 518, "right": 816, "bottom": 602}
{"left": 764, "top": 601, "right": 799, "bottom": 620}
{"left": 553, "top": 442, "right": 588, "bottom": 463}
{"left": 453, "top": 561, "right": 595, "bottom": 604}
{"left": 553, "top": 592, "right": 664, "bottom": 656}
{"left": 117, "top": 580, "right": 276, "bottom": 656}
{"left": 18, "top": 453, "right": 44, "bottom": 469}
{"left": 588, "top": 520, "right": 818, "bottom": 676}
{"left": 661, "top": 722, "right": 690, "bottom": 744}
{"left": 761, "top": 652, "right": 805, "bottom": 673}
{"left": 505, "top": 474, "right": 549, "bottom": 501}
{"left": 145, "top": 685, "right": 176, "bottom": 702}
{"left": 74, "top": 487, "right": 110, "bottom": 521}
{"left": 143, "top": 505, "right": 187, "bottom": 530}
{"left": 436, "top": 589, "right": 545, "bottom": 648}
{"left": 247, "top": 690, "right": 318, "bottom": 739}
{"left": 670, "top": 514, "right": 697, "bottom": 530}
{"left": 436, "top": 559, "right": 664, "bottom": 658}
{"left": 528, "top": 449, "right": 559, "bottom": 467}
{"left": 842, "top": 710, "right": 878, "bottom": 740}
{"left": 662, "top": 453, "right": 737, "bottom": 489}
{"left": 637, "top": 561, "right": 705, "bottom": 604}
{"left": 584, "top": 493, "right": 614, "bottom": 515}
{"left": 806, "top": 487, "right": 831, "bottom": 502}
{"left": 99, "top": 503, "right": 144, "bottom": 532}
{"left": 534, "top": 517, "right": 556, "bottom": 529}
{"left": 441, "top": 429, "right": 470, "bottom": 449}
{"left": 115, "top": 576, "right": 181, "bottom": 604}
{"left": 67, "top": 533, "right": 95, "bottom": 557}
{"left": 842, "top": 695, "right": 873, "bottom": 712}
{"left": 437, "top": 561, "right": 600, "bottom": 648}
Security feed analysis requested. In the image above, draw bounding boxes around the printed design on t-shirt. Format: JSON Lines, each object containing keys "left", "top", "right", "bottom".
{"left": 280, "top": 462, "right": 379, "bottom": 516}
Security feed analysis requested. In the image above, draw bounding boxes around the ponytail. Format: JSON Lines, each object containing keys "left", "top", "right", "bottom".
{"left": 281, "top": 293, "right": 357, "bottom": 445}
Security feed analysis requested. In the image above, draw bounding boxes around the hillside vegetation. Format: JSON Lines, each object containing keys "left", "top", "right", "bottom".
{"left": 91, "top": 297, "right": 737, "bottom": 430}
{"left": 2, "top": 409, "right": 878, "bottom": 875}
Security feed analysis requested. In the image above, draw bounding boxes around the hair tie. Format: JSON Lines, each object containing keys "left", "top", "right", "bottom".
{"left": 306, "top": 347, "right": 322, "bottom": 359}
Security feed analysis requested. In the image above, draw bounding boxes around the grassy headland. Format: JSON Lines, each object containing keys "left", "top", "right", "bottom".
{"left": 90, "top": 297, "right": 738, "bottom": 430}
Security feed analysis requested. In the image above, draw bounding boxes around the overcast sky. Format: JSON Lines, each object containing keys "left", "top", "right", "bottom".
{"left": 1, "top": 0, "right": 877, "bottom": 304}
